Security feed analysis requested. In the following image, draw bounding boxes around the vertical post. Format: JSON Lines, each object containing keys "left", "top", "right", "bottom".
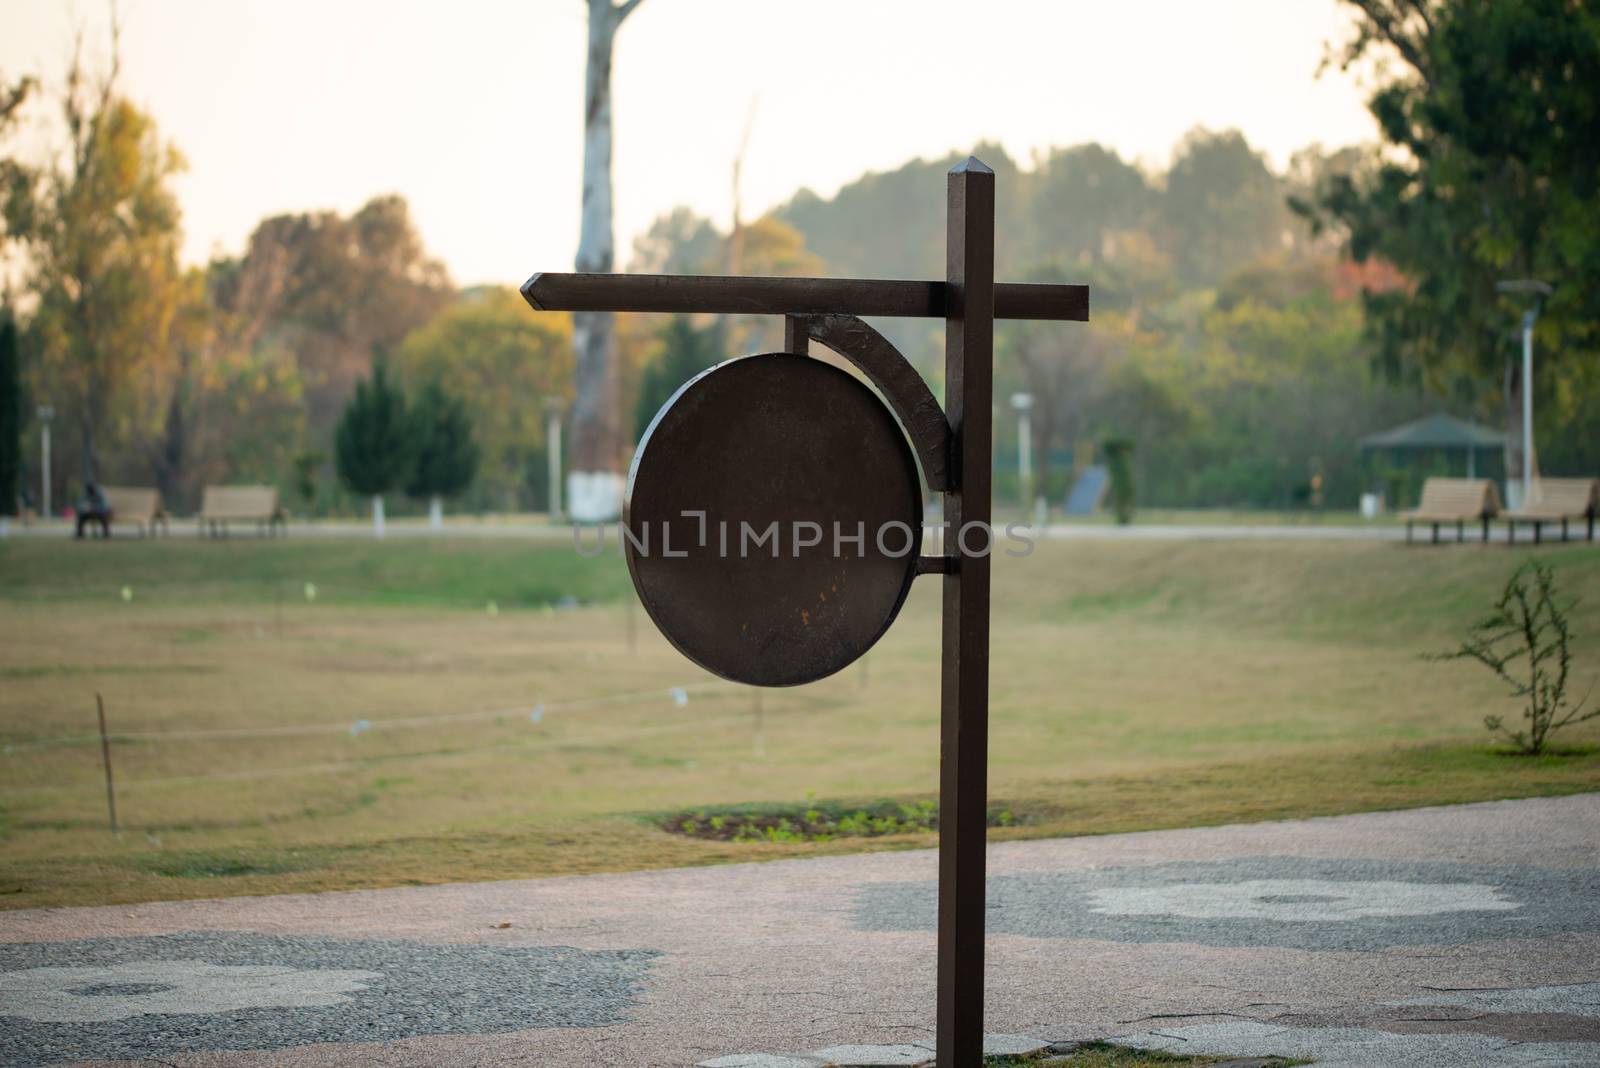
{"left": 1522, "top": 309, "right": 1535, "bottom": 505}
{"left": 784, "top": 315, "right": 810, "bottom": 356}
{"left": 1017, "top": 407, "right": 1032, "bottom": 513}
{"left": 938, "top": 157, "right": 994, "bottom": 1067}
{"left": 546, "top": 400, "right": 564, "bottom": 521}
{"left": 96, "top": 692, "right": 118, "bottom": 834}
{"left": 39, "top": 407, "right": 53, "bottom": 520}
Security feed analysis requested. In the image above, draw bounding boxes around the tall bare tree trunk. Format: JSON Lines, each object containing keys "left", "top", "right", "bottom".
{"left": 569, "top": 0, "right": 643, "bottom": 522}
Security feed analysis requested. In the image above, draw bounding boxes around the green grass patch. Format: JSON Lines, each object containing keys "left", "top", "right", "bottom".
{"left": 0, "top": 537, "right": 631, "bottom": 610}
{"left": 0, "top": 662, "right": 217, "bottom": 679}
{"left": 133, "top": 847, "right": 330, "bottom": 880}
{"left": 664, "top": 798, "right": 1020, "bottom": 842}
{"left": 1027, "top": 1042, "right": 1305, "bottom": 1066}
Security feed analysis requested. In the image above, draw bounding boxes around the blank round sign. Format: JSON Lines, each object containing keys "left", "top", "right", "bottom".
{"left": 624, "top": 353, "right": 924, "bottom": 687}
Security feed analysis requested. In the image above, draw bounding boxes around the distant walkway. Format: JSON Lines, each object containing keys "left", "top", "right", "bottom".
{"left": 2, "top": 794, "right": 1597, "bottom": 1066}
{"left": 1044, "top": 521, "right": 1402, "bottom": 540}
{"left": 5, "top": 516, "right": 1573, "bottom": 544}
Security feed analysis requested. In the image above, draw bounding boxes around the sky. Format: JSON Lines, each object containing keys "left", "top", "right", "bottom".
{"left": 1, "top": 0, "right": 1377, "bottom": 288}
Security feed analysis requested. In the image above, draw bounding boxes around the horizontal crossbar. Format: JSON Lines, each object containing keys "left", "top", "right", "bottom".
{"left": 522, "top": 272, "right": 1088, "bottom": 322}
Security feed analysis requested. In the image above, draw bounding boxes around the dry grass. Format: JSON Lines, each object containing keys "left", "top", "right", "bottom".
{"left": 1, "top": 536, "right": 1597, "bottom": 910}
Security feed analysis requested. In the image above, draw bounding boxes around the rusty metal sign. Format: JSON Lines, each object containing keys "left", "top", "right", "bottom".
{"left": 624, "top": 352, "right": 922, "bottom": 687}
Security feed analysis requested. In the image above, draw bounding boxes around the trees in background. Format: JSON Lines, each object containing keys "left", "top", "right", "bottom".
{"left": 2, "top": 29, "right": 186, "bottom": 489}
{"left": 1158, "top": 129, "right": 1292, "bottom": 287}
{"left": 0, "top": 315, "right": 20, "bottom": 517}
{"left": 755, "top": 134, "right": 1434, "bottom": 509}
{"left": 0, "top": 70, "right": 30, "bottom": 522}
{"left": 9, "top": 3, "right": 1596, "bottom": 519}
{"left": 0, "top": 70, "right": 35, "bottom": 255}
{"left": 406, "top": 379, "right": 479, "bottom": 529}
{"left": 1103, "top": 438, "right": 1136, "bottom": 525}
{"left": 1025, "top": 143, "right": 1156, "bottom": 272}
{"left": 1306, "top": 0, "right": 1600, "bottom": 491}
{"left": 632, "top": 316, "right": 720, "bottom": 438}
{"left": 219, "top": 195, "right": 452, "bottom": 443}
{"left": 122, "top": 195, "right": 452, "bottom": 513}
{"left": 396, "top": 287, "right": 572, "bottom": 512}
{"left": 630, "top": 206, "right": 722, "bottom": 275}
{"left": 336, "top": 354, "right": 480, "bottom": 534}
{"left": 334, "top": 354, "right": 411, "bottom": 537}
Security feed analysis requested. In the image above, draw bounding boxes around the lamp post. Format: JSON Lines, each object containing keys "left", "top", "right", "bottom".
{"left": 544, "top": 398, "right": 564, "bottom": 522}
{"left": 1496, "top": 279, "right": 1553, "bottom": 509}
{"left": 1010, "top": 392, "right": 1033, "bottom": 515}
{"left": 36, "top": 404, "right": 53, "bottom": 520}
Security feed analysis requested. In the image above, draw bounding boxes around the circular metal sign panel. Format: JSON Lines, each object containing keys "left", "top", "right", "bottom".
{"left": 625, "top": 353, "right": 924, "bottom": 687}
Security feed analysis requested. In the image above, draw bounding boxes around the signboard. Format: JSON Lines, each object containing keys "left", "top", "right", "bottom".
{"left": 524, "top": 158, "right": 1087, "bottom": 1067}
{"left": 626, "top": 353, "right": 923, "bottom": 686}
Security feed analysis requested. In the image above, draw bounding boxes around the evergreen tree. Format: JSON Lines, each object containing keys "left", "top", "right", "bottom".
{"left": 335, "top": 353, "right": 411, "bottom": 536}
{"left": 633, "top": 315, "right": 720, "bottom": 438}
{"left": 1305, "top": 0, "right": 1600, "bottom": 486}
{"left": 406, "top": 379, "right": 479, "bottom": 529}
{"left": 1103, "top": 438, "right": 1136, "bottom": 525}
{"left": 0, "top": 315, "right": 20, "bottom": 517}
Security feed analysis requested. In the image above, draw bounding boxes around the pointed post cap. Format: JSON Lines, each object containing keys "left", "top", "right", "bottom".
{"left": 521, "top": 272, "right": 551, "bottom": 310}
{"left": 949, "top": 156, "right": 994, "bottom": 176}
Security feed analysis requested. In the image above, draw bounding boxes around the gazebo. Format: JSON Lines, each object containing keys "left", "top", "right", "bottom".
{"left": 1360, "top": 413, "right": 1507, "bottom": 480}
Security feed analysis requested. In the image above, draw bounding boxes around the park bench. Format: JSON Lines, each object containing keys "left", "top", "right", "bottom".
{"left": 1504, "top": 477, "right": 1599, "bottom": 544}
{"left": 1404, "top": 477, "right": 1501, "bottom": 544}
{"left": 101, "top": 486, "right": 168, "bottom": 537}
{"left": 199, "top": 484, "right": 287, "bottom": 537}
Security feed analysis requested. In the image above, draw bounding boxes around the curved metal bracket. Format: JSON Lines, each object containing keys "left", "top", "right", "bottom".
{"left": 786, "top": 314, "right": 951, "bottom": 492}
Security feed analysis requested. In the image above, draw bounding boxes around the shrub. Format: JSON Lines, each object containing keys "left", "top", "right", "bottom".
{"left": 1430, "top": 559, "right": 1597, "bottom": 754}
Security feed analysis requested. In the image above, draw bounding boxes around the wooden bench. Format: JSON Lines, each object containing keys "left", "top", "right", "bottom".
{"left": 199, "top": 485, "right": 287, "bottom": 537}
{"left": 1404, "top": 478, "right": 1502, "bottom": 544}
{"left": 101, "top": 486, "right": 169, "bottom": 537}
{"left": 1505, "top": 478, "right": 1599, "bottom": 544}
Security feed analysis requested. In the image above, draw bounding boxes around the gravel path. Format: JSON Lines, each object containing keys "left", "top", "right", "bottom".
{"left": 1, "top": 794, "right": 1597, "bottom": 1066}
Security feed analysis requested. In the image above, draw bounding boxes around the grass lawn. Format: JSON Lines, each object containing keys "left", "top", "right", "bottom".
{"left": 1, "top": 534, "right": 1597, "bottom": 910}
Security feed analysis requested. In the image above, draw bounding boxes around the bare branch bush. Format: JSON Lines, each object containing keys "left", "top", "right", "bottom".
{"left": 1429, "top": 559, "right": 1597, "bottom": 755}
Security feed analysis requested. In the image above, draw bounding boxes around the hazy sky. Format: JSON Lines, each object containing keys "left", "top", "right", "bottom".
{"left": 2, "top": 0, "right": 1376, "bottom": 287}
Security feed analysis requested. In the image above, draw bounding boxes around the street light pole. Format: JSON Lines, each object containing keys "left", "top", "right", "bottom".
{"left": 1496, "top": 279, "right": 1552, "bottom": 509}
{"left": 1521, "top": 307, "right": 1535, "bottom": 506}
{"left": 37, "top": 405, "right": 53, "bottom": 520}
{"left": 544, "top": 398, "right": 564, "bottom": 522}
{"left": 1010, "top": 392, "right": 1033, "bottom": 515}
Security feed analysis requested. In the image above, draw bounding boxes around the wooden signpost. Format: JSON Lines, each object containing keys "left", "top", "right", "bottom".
{"left": 524, "top": 157, "right": 1088, "bottom": 1066}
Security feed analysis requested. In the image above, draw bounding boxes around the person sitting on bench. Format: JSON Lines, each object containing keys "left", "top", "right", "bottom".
{"left": 75, "top": 482, "right": 111, "bottom": 539}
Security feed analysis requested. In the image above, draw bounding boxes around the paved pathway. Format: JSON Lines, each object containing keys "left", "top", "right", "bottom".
{"left": 2, "top": 795, "right": 1597, "bottom": 1066}
{"left": 9, "top": 517, "right": 1554, "bottom": 543}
